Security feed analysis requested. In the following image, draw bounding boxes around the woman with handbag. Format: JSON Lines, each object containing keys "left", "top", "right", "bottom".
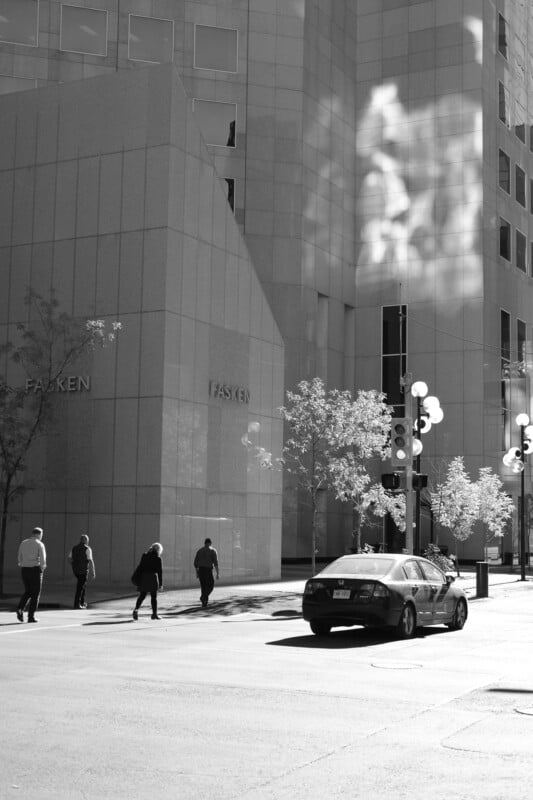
{"left": 132, "top": 543, "right": 163, "bottom": 620}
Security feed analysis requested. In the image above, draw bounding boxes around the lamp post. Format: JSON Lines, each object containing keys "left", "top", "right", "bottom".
{"left": 503, "top": 414, "right": 533, "bottom": 581}
{"left": 410, "top": 381, "right": 444, "bottom": 554}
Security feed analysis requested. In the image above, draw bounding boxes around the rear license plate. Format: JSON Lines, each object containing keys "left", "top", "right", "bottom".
{"left": 332, "top": 589, "right": 351, "bottom": 600}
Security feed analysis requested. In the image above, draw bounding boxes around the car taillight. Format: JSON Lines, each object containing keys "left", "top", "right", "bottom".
{"left": 304, "top": 581, "right": 325, "bottom": 595}
{"left": 372, "top": 583, "right": 390, "bottom": 600}
{"left": 358, "top": 582, "right": 375, "bottom": 603}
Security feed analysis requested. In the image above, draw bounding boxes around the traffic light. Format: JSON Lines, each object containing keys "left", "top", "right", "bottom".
{"left": 381, "top": 473, "right": 401, "bottom": 490}
{"left": 390, "top": 418, "right": 412, "bottom": 467}
{"left": 412, "top": 473, "right": 428, "bottom": 490}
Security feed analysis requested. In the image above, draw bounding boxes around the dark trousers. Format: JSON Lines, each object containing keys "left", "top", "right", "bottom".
{"left": 18, "top": 567, "right": 43, "bottom": 618}
{"left": 74, "top": 572, "right": 88, "bottom": 607}
{"left": 198, "top": 567, "right": 214, "bottom": 604}
{"left": 135, "top": 591, "right": 157, "bottom": 614}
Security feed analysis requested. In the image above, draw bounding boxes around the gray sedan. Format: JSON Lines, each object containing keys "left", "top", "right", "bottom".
{"left": 302, "top": 553, "right": 468, "bottom": 638}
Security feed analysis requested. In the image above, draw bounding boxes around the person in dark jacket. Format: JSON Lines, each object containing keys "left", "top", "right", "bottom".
{"left": 68, "top": 534, "right": 96, "bottom": 609}
{"left": 193, "top": 538, "right": 219, "bottom": 607}
{"left": 133, "top": 543, "right": 163, "bottom": 620}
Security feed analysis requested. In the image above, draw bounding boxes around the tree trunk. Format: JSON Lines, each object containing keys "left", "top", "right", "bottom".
{"left": 351, "top": 505, "right": 361, "bottom": 553}
{"left": 311, "top": 499, "right": 317, "bottom": 576}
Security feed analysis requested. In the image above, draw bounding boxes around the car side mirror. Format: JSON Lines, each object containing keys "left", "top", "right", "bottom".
{"left": 445, "top": 573, "right": 455, "bottom": 585}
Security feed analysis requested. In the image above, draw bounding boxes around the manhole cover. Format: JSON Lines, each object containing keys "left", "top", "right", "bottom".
{"left": 371, "top": 661, "right": 423, "bottom": 670}
{"left": 515, "top": 707, "right": 533, "bottom": 716}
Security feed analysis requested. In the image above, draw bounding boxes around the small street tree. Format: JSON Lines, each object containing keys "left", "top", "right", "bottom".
{"left": 329, "top": 453, "right": 405, "bottom": 551}
{"left": 430, "top": 456, "right": 478, "bottom": 575}
{"left": 0, "top": 290, "right": 121, "bottom": 595}
{"left": 476, "top": 466, "right": 514, "bottom": 554}
{"left": 280, "top": 379, "right": 393, "bottom": 573}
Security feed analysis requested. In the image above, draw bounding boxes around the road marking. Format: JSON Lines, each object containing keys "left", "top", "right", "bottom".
{"left": 0, "top": 623, "right": 82, "bottom": 635}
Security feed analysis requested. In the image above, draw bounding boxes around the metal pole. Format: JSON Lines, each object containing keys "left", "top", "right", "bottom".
{"left": 404, "top": 376, "right": 414, "bottom": 554}
{"left": 520, "top": 425, "right": 526, "bottom": 581}
{"left": 415, "top": 396, "right": 421, "bottom": 555}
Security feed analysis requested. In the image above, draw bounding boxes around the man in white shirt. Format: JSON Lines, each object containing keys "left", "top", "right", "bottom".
{"left": 16, "top": 527, "right": 47, "bottom": 623}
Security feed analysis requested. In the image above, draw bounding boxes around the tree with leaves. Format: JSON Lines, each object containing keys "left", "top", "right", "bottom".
{"left": 280, "top": 378, "right": 393, "bottom": 573}
{"left": 430, "top": 456, "right": 478, "bottom": 575}
{"left": 476, "top": 466, "right": 514, "bottom": 553}
{"left": 0, "top": 291, "right": 121, "bottom": 594}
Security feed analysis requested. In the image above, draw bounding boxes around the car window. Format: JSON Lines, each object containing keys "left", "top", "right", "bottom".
{"left": 402, "top": 560, "right": 424, "bottom": 580}
{"left": 320, "top": 557, "right": 395, "bottom": 576}
{"left": 419, "top": 561, "right": 445, "bottom": 583}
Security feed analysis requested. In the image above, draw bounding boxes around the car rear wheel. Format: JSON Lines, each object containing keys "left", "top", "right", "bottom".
{"left": 447, "top": 598, "right": 467, "bottom": 630}
{"left": 310, "top": 620, "right": 331, "bottom": 636}
{"left": 396, "top": 604, "right": 416, "bottom": 639}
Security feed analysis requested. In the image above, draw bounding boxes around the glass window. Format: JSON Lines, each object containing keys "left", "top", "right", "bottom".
{"left": 498, "top": 13, "right": 508, "bottom": 58}
{"left": 382, "top": 305, "right": 406, "bottom": 354}
{"left": 0, "top": 74, "right": 36, "bottom": 94}
{"left": 516, "top": 166, "right": 526, "bottom": 207}
{"left": 501, "top": 310, "right": 511, "bottom": 365}
{"left": 530, "top": 179, "right": 533, "bottom": 213}
{"left": 320, "top": 557, "right": 395, "bottom": 577}
{"left": 516, "top": 230, "right": 527, "bottom": 272}
{"left": 518, "top": 319, "right": 526, "bottom": 363}
{"left": 499, "top": 82, "right": 510, "bottom": 127}
{"left": 403, "top": 560, "right": 424, "bottom": 580}
{"left": 0, "top": 0, "right": 38, "bottom": 46}
{"left": 193, "top": 99, "right": 236, "bottom": 147}
{"left": 419, "top": 561, "right": 445, "bottom": 583}
{"left": 224, "top": 178, "right": 235, "bottom": 213}
{"left": 515, "top": 102, "right": 526, "bottom": 143}
{"left": 500, "top": 218, "right": 511, "bottom": 261}
{"left": 501, "top": 309, "right": 511, "bottom": 449}
{"left": 194, "top": 24, "right": 237, "bottom": 72}
{"left": 498, "top": 149, "right": 510, "bottom": 193}
{"left": 128, "top": 15, "right": 173, "bottom": 63}
{"left": 382, "top": 304, "right": 407, "bottom": 415}
{"left": 60, "top": 5, "right": 107, "bottom": 56}
{"left": 530, "top": 125, "right": 533, "bottom": 153}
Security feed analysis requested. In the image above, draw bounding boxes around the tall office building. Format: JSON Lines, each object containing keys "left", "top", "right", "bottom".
{"left": 0, "top": 1, "right": 531, "bottom": 581}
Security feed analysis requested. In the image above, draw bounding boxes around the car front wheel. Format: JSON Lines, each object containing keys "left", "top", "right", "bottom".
{"left": 396, "top": 604, "right": 416, "bottom": 639}
{"left": 447, "top": 598, "right": 467, "bottom": 630}
{"left": 310, "top": 620, "right": 331, "bottom": 636}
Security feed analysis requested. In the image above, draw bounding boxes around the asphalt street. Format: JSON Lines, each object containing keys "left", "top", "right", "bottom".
{"left": 1, "top": 573, "right": 533, "bottom": 800}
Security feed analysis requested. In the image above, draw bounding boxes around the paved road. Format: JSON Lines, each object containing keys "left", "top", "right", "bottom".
{"left": 2, "top": 577, "right": 533, "bottom": 800}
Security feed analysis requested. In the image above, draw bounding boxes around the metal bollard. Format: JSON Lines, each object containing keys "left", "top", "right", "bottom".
{"left": 476, "top": 561, "right": 489, "bottom": 598}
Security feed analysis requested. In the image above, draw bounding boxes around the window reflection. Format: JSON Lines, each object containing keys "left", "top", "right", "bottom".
{"left": 193, "top": 99, "right": 236, "bottom": 148}
{"left": 500, "top": 219, "right": 511, "bottom": 261}
{"left": 498, "top": 150, "right": 510, "bottom": 194}
{"left": 128, "top": 15, "right": 174, "bottom": 63}
{"left": 516, "top": 230, "right": 526, "bottom": 272}
{"left": 60, "top": 5, "right": 107, "bottom": 56}
{"left": 515, "top": 166, "right": 526, "bottom": 207}
{"left": 224, "top": 178, "right": 235, "bottom": 213}
{"left": 0, "top": 0, "right": 38, "bottom": 46}
{"left": 194, "top": 24, "right": 237, "bottom": 72}
{"left": 498, "top": 13, "right": 508, "bottom": 59}
{"left": 499, "top": 82, "right": 510, "bottom": 127}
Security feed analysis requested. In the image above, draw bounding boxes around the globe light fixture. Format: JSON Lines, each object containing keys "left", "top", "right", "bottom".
{"left": 503, "top": 415, "right": 533, "bottom": 581}
{"left": 411, "top": 381, "right": 428, "bottom": 398}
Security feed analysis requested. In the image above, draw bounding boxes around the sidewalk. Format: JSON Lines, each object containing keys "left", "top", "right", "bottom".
{"left": 2, "top": 565, "right": 532, "bottom": 619}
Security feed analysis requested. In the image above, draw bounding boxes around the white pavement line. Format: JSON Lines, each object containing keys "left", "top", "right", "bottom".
{"left": 0, "top": 623, "right": 82, "bottom": 635}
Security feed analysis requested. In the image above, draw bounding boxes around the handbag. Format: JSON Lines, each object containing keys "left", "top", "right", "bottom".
{"left": 131, "top": 562, "right": 142, "bottom": 587}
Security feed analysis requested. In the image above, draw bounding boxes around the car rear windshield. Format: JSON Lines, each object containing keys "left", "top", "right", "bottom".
{"left": 319, "top": 557, "right": 395, "bottom": 577}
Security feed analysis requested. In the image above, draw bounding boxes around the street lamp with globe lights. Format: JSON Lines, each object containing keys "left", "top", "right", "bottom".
{"left": 411, "top": 381, "right": 444, "bottom": 553}
{"left": 503, "top": 413, "right": 533, "bottom": 581}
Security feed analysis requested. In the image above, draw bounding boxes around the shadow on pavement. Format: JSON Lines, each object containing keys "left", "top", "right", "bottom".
{"left": 488, "top": 687, "right": 533, "bottom": 694}
{"left": 163, "top": 593, "right": 302, "bottom": 617}
{"left": 83, "top": 619, "right": 134, "bottom": 626}
{"left": 268, "top": 625, "right": 449, "bottom": 649}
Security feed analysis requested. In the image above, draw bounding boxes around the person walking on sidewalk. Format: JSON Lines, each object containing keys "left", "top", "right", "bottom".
{"left": 16, "top": 527, "right": 47, "bottom": 623}
{"left": 132, "top": 543, "right": 163, "bottom": 620}
{"left": 68, "top": 534, "right": 96, "bottom": 609}
{"left": 194, "top": 538, "right": 219, "bottom": 607}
